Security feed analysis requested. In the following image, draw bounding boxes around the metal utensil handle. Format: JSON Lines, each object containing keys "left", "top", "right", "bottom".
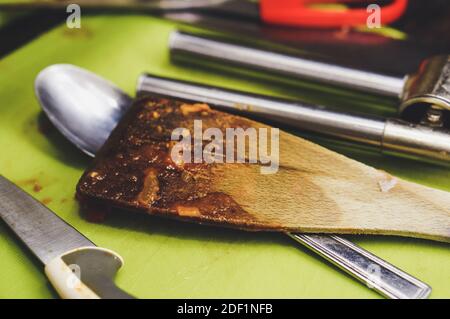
{"left": 137, "top": 72, "right": 386, "bottom": 145}
{"left": 288, "top": 234, "right": 431, "bottom": 299}
{"left": 169, "top": 31, "right": 406, "bottom": 98}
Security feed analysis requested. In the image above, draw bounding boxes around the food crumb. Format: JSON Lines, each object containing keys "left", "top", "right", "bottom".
{"left": 41, "top": 198, "right": 52, "bottom": 205}
{"left": 152, "top": 111, "right": 160, "bottom": 119}
{"left": 378, "top": 172, "right": 398, "bottom": 193}
{"left": 33, "top": 183, "right": 43, "bottom": 192}
{"left": 176, "top": 205, "right": 201, "bottom": 217}
{"left": 89, "top": 171, "right": 99, "bottom": 178}
{"left": 137, "top": 168, "right": 160, "bottom": 206}
{"left": 89, "top": 171, "right": 104, "bottom": 181}
{"left": 18, "top": 178, "right": 44, "bottom": 193}
{"left": 180, "top": 103, "right": 211, "bottom": 116}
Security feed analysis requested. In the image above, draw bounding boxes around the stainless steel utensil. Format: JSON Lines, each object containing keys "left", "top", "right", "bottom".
{"left": 34, "top": 64, "right": 432, "bottom": 299}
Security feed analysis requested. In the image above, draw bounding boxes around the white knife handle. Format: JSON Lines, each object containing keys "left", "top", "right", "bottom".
{"left": 45, "top": 247, "right": 134, "bottom": 299}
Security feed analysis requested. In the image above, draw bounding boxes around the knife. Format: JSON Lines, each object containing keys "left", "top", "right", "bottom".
{"left": 0, "top": 175, "right": 134, "bottom": 299}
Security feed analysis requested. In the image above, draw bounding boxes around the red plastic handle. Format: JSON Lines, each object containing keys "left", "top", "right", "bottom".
{"left": 260, "top": 0, "right": 408, "bottom": 28}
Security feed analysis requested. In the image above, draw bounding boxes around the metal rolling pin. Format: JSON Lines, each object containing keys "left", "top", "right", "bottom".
{"left": 169, "top": 31, "right": 406, "bottom": 99}
{"left": 137, "top": 74, "right": 450, "bottom": 164}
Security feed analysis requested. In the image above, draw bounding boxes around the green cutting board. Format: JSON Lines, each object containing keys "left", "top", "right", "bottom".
{"left": 0, "top": 14, "right": 449, "bottom": 299}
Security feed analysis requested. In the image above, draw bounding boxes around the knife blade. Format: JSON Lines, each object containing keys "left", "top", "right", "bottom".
{"left": 0, "top": 175, "right": 94, "bottom": 264}
{"left": 0, "top": 175, "right": 134, "bottom": 299}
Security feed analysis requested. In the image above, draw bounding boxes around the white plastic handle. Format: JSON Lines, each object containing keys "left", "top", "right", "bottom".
{"left": 44, "top": 247, "right": 133, "bottom": 299}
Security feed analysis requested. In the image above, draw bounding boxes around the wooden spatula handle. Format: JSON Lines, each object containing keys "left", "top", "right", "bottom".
{"left": 288, "top": 234, "right": 431, "bottom": 299}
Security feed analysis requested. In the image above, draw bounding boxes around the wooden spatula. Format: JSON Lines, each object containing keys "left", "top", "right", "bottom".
{"left": 77, "top": 97, "right": 450, "bottom": 242}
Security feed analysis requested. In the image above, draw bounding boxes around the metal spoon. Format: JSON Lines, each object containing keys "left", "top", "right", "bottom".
{"left": 34, "top": 64, "right": 431, "bottom": 299}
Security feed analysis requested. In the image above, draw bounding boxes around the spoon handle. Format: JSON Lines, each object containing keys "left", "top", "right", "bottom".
{"left": 288, "top": 233, "right": 431, "bottom": 299}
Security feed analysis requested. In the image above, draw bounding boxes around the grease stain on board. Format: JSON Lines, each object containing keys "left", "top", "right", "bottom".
{"left": 62, "top": 27, "right": 93, "bottom": 39}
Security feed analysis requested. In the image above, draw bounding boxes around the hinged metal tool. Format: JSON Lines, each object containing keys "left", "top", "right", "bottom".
{"left": 400, "top": 55, "right": 450, "bottom": 128}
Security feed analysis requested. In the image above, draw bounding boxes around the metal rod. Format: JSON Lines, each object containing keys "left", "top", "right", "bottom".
{"left": 169, "top": 31, "right": 406, "bottom": 98}
{"left": 289, "top": 234, "right": 431, "bottom": 299}
{"left": 137, "top": 74, "right": 450, "bottom": 164}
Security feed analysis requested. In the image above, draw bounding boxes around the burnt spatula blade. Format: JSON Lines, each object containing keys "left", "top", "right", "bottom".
{"left": 0, "top": 175, "right": 94, "bottom": 265}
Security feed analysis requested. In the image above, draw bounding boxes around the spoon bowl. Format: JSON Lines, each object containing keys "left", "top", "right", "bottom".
{"left": 35, "top": 64, "right": 132, "bottom": 157}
